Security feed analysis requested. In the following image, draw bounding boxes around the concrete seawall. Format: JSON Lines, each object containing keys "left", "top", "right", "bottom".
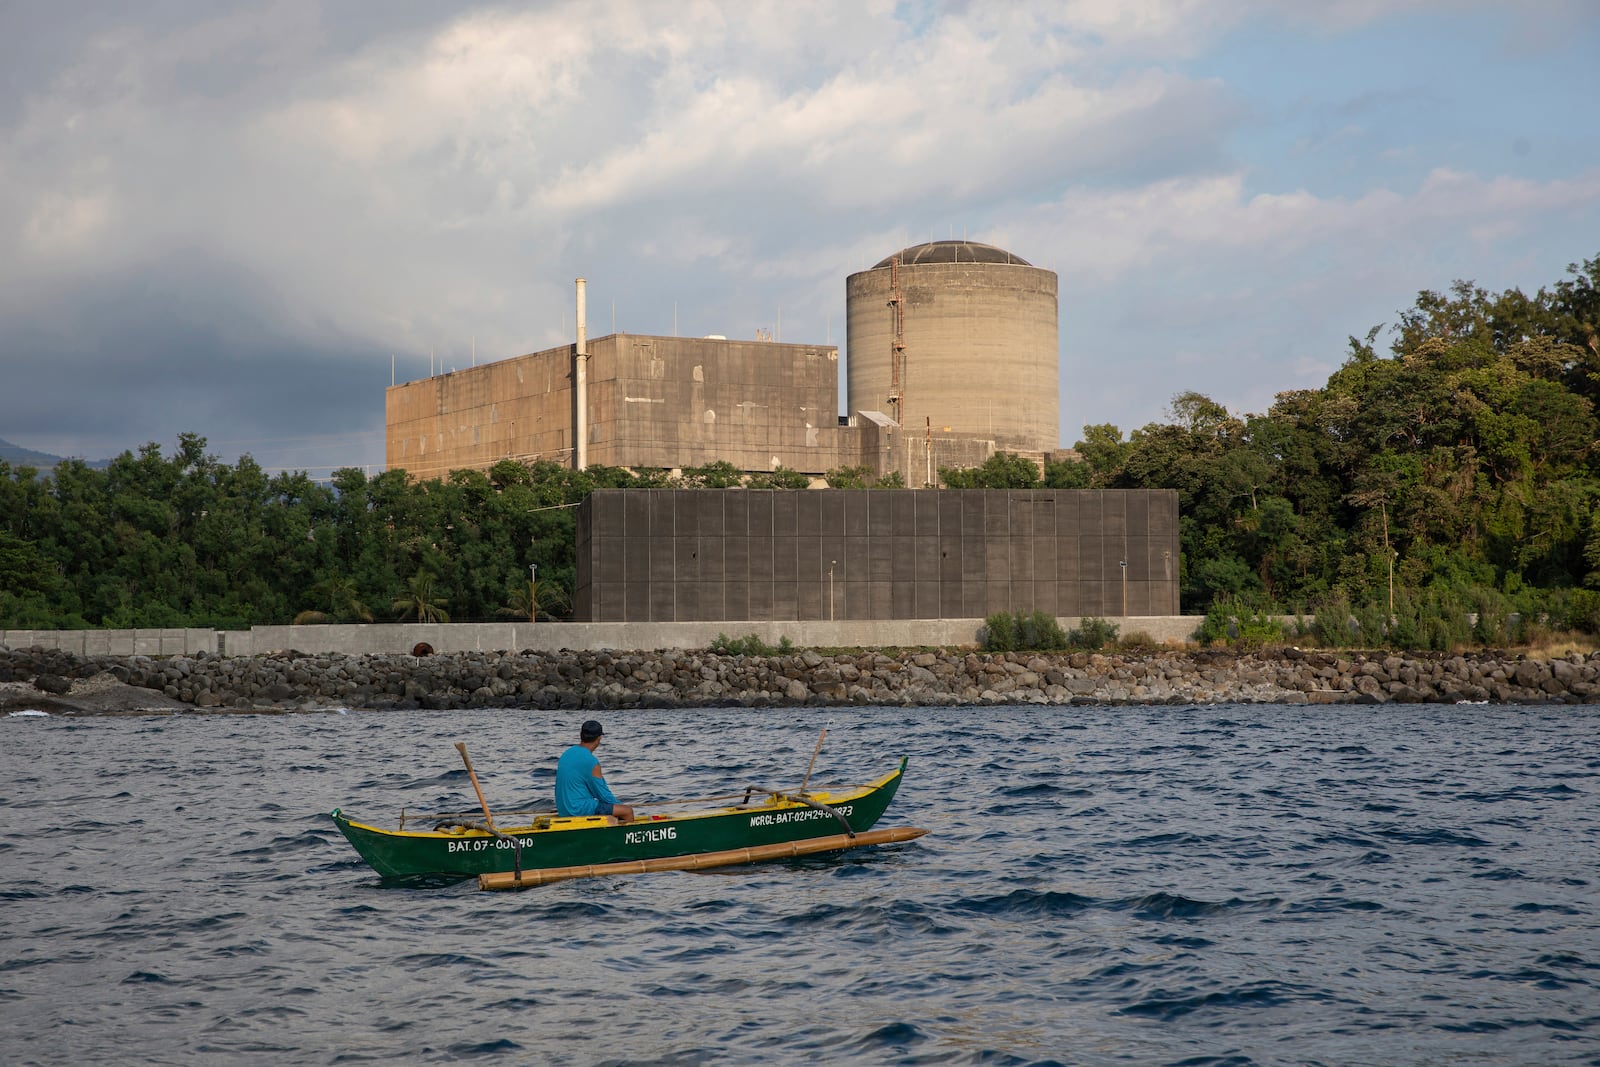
{"left": 2, "top": 616, "right": 1207, "bottom": 658}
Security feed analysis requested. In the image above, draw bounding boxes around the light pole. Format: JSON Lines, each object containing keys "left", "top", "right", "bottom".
{"left": 529, "top": 563, "right": 538, "bottom": 622}
{"left": 1119, "top": 558, "right": 1127, "bottom": 618}
{"left": 829, "top": 560, "right": 836, "bottom": 621}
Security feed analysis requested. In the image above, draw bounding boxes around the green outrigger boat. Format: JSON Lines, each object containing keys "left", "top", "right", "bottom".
{"left": 331, "top": 756, "right": 925, "bottom": 890}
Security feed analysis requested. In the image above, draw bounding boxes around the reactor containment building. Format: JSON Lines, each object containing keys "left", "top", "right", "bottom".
{"left": 385, "top": 239, "right": 1067, "bottom": 485}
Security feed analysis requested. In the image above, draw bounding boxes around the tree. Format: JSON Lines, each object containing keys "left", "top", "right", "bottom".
{"left": 0, "top": 530, "right": 52, "bottom": 596}
{"left": 747, "top": 465, "right": 810, "bottom": 489}
{"left": 500, "top": 572, "right": 573, "bottom": 622}
{"left": 1043, "top": 456, "right": 1091, "bottom": 488}
{"left": 294, "top": 576, "right": 373, "bottom": 625}
{"left": 825, "top": 465, "right": 873, "bottom": 489}
{"left": 824, "top": 465, "right": 905, "bottom": 488}
{"left": 679, "top": 460, "right": 744, "bottom": 488}
{"left": 1072, "top": 424, "right": 1131, "bottom": 480}
{"left": 392, "top": 571, "right": 450, "bottom": 623}
{"left": 939, "top": 452, "right": 1041, "bottom": 488}
{"left": 1168, "top": 391, "right": 1239, "bottom": 437}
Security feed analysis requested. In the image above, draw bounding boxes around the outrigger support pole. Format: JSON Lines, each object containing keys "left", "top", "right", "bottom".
{"left": 776, "top": 792, "right": 856, "bottom": 839}
{"left": 478, "top": 827, "right": 928, "bottom": 891}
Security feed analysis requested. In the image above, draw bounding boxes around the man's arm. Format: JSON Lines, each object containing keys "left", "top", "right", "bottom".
{"left": 589, "top": 762, "right": 620, "bottom": 805}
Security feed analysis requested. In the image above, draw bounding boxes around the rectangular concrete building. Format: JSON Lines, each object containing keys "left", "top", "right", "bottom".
{"left": 574, "top": 488, "right": 1180, "bottom": 622}
{"left": 385, "top": 332, "right": 1045, "bottom": 485}
{"left": 386, "top": 334, "right": 861, "bottom": 480}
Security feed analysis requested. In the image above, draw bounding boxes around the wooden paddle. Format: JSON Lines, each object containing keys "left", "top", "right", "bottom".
{"left": 799, "top": 720, "right": 833, "bottom": 794}
{"left": 454, "top": 741, "right": 496, "bottom": 831}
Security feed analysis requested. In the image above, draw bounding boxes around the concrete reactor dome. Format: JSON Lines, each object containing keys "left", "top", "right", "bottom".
{"left": 846, "top": 239, "right": 1058, "bottom": 462}
{"left": 871, "top": 240, "right": 1033, "bottom": 269}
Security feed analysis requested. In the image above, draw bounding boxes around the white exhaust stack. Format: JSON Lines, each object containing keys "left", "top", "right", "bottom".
{"left": 575, "top": 277, "right": 588, "bottom": 471}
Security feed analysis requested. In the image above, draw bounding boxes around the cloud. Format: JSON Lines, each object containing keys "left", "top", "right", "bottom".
{"left": 3, "top": 1, "right": 1247, "bottom": 348}
{"left": 1035, "top": 167, "right": 1600, "bottom": 284}
{"left": 0, "top": 0, "right": 1594, "bottom": 470}
{"left": 1041, "top": 165, "right": 1600, "bottom": 436}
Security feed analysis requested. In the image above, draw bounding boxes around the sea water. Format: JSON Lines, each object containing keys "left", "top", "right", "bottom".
{"left": 2, "top": 703, "right": 1597, "bottom": 1066}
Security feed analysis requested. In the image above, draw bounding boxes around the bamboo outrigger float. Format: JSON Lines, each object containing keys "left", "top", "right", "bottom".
{"left": 330, "top": 754, "right": 925, "bottom": 890}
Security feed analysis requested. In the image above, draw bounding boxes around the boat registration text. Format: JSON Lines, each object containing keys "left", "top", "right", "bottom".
{"left": 748, "top": 804, "right": 854, "bottom": 828}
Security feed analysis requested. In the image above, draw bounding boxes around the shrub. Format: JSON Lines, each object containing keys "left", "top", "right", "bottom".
{"left": 982, "top": 612, "right": 1018, "bottom": 652}
{"left": 1234, "top": 613, "right": 1285, "bottom": 649}
{"left": 1307, "top": 594, "right": 1355, "bottom": 648}
{"left": 710, "top": 632, "right": 793, "bottom": 656}
{"left": 982, "top": 610, "right": 1068, "bottom": 651}
{"left": 1557, "top": 588, "right": 1600, "bottom": 635}
{"left": 1066, "top": 617, "right": 1119, "bottom": 651}
{"left": 1017, "top": 610, "right": 1069, "bottom": 651}
{"left": 1194, "top": 595, "right": 1284, "bottom": 649}
{"left": 1192, "top": 601, "right": 1231, "bottom": 647}
{"left": 1117, "top": 630, "right": 1160, "bottom": 652}
{"left": 746, "top": 465, "right": 810, "bottom": 490}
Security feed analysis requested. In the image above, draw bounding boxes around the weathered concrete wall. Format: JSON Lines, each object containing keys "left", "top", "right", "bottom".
{"left": 0, "top": 629, "right": 218, "bottom": 656}
{"left": 855, "top": 410, "right": 1001, "bottom": 489}
{"left": 575, "top": 488, "right": 1181, "bottom": 622}
{"left": 383, "top": 329, "right": 1031, "bottom": 484}
{"left": 4, "top": 617, "right": 1204, "bottom": 660}
{"left": 387, "top": 334, "right": 866, "bottom": 478}
{"left": 593, "top": 335, "right": 849, "bottom": 474}
{"left": 234, "top": 616, "right": 1200, "bottom": 656}
{"left": 387, "top": 347, "right": 577, "bottom": 478}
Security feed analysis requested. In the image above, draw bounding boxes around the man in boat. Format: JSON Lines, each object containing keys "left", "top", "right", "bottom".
{"left": 555, "top": 719, "right": 635, "bottom": 822}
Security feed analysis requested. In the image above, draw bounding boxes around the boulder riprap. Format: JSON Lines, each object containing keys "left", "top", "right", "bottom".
{"left": 3, "top": 644, "right": 1600, "bottom": 713}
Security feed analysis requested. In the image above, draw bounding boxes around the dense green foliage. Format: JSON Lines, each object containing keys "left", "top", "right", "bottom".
{"left": 709, "top": 632, "right": 795, "bottom": 656}
{"left": 1068, "top": 255, "right": 1600, "bottom": 633}
{"left": 5, "top": 256, "right": 1599, "bottom": 639}
{"left": 1065, "top": 617, "right": 1120, "bottom": 651}
{"left": 982, "top": 610, "right": 1071, "bottom": 652}
{"left": 1193, "top": 598, "right": 1285, "bottom": 649}
{"left": 0, "top": 439, "right": 668, "bottom": 628}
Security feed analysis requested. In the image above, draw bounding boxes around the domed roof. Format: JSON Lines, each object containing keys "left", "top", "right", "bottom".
{"left": 872, "top": 240, "right": 1031, "bottom": 269}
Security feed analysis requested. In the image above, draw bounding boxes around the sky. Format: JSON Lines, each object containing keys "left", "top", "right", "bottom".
{"left": 2, "top": 0, "right": 1597, "bottom": 477}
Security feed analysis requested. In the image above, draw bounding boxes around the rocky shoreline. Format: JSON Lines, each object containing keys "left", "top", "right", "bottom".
{"left": 5, "top": 643, "right": 1600, "bottom": 714}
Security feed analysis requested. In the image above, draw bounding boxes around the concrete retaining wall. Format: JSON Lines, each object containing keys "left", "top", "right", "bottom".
{"left": 0, "top": 628, "right": 218, "bottom": 656}
{"left": 7, "top": 616, "right": 1205, "bottom": 658}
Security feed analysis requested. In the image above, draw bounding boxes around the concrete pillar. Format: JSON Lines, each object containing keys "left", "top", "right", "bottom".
{"left": 575, "top": 277, "right": 588, "bottom": 471}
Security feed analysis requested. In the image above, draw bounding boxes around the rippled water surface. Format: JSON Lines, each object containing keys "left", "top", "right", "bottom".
{"left": 3, "top": 703, "right": 1599, "bottom": 1065}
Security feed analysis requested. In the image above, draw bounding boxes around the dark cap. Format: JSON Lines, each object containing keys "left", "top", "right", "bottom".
{"left": 580, "top": 719, "right": 604, "bottom": 741}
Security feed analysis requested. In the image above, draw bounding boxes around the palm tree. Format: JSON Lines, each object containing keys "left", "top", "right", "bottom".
{"left": 294, "top": 576, "right": 374, "bottom": 625}
{"left": 392, "top": 570, "right": 450, "bottom": 623}
{"left": 498, "top": 574, "right": 572, "bottom": 622}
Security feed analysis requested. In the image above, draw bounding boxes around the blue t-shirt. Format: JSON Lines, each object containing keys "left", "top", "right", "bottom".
{"left": 555, "top": 744, "right": 620, "bottom": 816}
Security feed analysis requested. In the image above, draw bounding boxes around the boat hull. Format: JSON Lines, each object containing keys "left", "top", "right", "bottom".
{"left": 331, "top": 757, "right": 911, "bottom": 881}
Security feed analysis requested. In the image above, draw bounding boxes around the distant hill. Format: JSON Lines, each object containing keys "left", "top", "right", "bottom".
{"left": 0, "top": 438, "right": 110, "bottom": 470}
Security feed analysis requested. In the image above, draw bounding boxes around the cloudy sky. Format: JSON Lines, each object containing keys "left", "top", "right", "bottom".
{"left": 3, "top": 1, "right": 1597, "bottom": 476}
